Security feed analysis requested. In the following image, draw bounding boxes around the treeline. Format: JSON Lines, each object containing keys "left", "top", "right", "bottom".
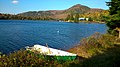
{"left": 0, "top": 10, "right": 109, "bottom": 23}
{"left": 65, "top": 10, "right": 109, "bottom": 23}
{"left": 0, "top": 13, "right": 55, "bottom": 20}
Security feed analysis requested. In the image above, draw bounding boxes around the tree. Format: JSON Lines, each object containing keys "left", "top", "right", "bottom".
{"left": 106, "top": 0, "right": 120, "bottom": 38}
{"left": 65, "top": 15, "right": 70, "bottom": 21}
{"left": 74, "top": 13, "right": 79, "bottom": 22}
{"left": 65, "top": 14, "right": 74, "bottom": 22}
{"left": 69, "top": 14, "right": 74, "bottom": 21}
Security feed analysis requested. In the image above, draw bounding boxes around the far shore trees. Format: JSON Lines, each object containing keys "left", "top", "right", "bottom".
{"left": 65, "top": 10, "right": 109, "bottom": 23}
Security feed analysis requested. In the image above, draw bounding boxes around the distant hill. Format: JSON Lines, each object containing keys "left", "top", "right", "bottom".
{"left": 18, "top": 4, "right": 104, "bottom": 20}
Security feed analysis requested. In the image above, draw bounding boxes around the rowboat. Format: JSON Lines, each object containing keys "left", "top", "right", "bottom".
{"left": 25, "top": 44, "right": 77, "bottom": 60}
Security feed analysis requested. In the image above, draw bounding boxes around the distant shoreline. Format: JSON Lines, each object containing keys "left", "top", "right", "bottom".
{"left": 0, "top": 19, "right": 106, "bottom": 24}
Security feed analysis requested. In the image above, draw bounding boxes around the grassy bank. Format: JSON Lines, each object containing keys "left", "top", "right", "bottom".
{"left": 0, "top": 33, "right": 120, "bottom": 67}
{"left": 69, "top": 33, "right": 117, "bottom": 58}
{"left": 69, "top": 33, "right": 120, "bottom": 67}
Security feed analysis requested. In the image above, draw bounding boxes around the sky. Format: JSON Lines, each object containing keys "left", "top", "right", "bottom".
{"left": 0, "top": 0, "right": 110, "bottom": 14}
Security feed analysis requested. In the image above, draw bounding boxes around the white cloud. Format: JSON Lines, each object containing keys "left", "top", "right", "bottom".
{"left": 12, "top": 0, "right": 19, "bottom": 4}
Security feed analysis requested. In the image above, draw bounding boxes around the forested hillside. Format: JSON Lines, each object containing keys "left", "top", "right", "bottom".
{"left": 0, "top": 4, "right": 109, "bottom": 22}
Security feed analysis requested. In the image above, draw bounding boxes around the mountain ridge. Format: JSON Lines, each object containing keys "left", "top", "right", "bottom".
{"left": 18, "top": 4, "right": 104, "bottom": 19}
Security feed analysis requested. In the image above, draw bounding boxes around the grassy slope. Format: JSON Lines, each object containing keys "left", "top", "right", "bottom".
{"left": 0, "top": 33, "right": 120, "bottom": 67}
{"left": 69, "top": 33, "right": 120, "bottom": 67}
{"left": 69, "top": 33, "right": 116, "bottom": 58}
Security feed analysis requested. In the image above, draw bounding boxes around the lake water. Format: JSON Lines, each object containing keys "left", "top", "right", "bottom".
{"left": 0, "top": 20, "right": 107, "bottom": 54}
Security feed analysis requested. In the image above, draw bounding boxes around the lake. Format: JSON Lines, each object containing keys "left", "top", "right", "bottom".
{"left": 0, "top": 20, "right": 107, "bottom": 54}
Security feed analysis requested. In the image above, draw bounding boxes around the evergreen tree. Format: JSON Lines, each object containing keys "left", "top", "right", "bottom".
{"left": 74, "top": 13, "right": 79, "bottom": 22}
{"left": 65, "top": 15, "right": 70, "bottom": 21}
{"left": 69, "top": 14, "right": 74, "bottom": 21}
{"left": 65, "top": 14, "right": 74, "bottom": 22}
{"left": 106, "top": 0, "right": 120, "bottom": 37}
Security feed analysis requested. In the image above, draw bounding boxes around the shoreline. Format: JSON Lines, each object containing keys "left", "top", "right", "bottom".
{"left": 64, "top": 20, "right": 106, "bottom": 24}
{"left": 0, "top": 19, "right": 106, "bottom": 24}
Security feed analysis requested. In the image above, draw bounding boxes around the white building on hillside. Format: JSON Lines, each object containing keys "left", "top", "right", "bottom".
{"left": 79, "top": 18, "right": 89, "bottom": 21}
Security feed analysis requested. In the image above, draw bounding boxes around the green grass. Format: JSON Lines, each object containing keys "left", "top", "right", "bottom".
{"left": 0, "top": 33, "right": 120, "bottom": 67}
